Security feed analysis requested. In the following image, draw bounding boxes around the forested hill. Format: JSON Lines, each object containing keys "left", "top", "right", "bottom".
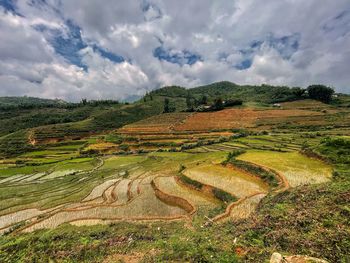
{"left": 149, "top": 81, "right": 307, "bottom": 103}
{"left": 0, "top": 96, "right": 68, "bottom": 109}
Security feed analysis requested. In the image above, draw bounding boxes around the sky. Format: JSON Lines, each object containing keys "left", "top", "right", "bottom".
{"left": 0, "top": 0, "right": 349, "bottom": 101}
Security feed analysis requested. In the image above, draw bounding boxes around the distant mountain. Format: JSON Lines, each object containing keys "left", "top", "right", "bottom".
{"left": 0, "top": 96, "right": 67, "bottom": 109}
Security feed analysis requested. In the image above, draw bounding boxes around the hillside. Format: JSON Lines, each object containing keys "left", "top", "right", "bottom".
{"left": 0, "top": 85, "right": 349, "bottom": 262}
{"left": 0, "top": 96, "right": 67, "bottom": 109}
{"left": 150, "top": 81, "right": 307, "bottom": 104}
{"left": 1, "top": 82, "right": 348, "bottom": 157}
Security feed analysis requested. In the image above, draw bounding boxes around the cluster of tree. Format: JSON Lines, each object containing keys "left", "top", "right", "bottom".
{"left": 186, "top": 96, "right": 243, "bottom": 112}
{"left": 79, "top": 99, "right": 120, "bottom": 106}
{"left": 184, "top": 95, "right": 208, "bottom": 111}
{"left": 163, "top": 98, "right": 176, "bottom": 113}
{"left": 269, "top": 84, "right": 335, "bottom": 104}
{"left": 306, "top": 85, "right": 335, "bottom": 103}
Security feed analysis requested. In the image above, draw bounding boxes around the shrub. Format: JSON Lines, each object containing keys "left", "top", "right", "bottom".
{"left": 224, "top": 99, "right": 243, "bottom": 107}
{"left": 224, "top": 150, "right": 246, "bottom": 164}
{"left": 179, "top": 174, "right": 203, "bottom": 190}
{"left": 119, "top": 144, "right": 130, "bottom": 152}
{"left": 212, "top": 188, "right": 237, "bottom": 203}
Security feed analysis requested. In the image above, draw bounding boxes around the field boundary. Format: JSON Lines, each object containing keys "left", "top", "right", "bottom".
{"left": 212, "top": 192, "right": 266, "bottom": 222}
{"left": 151, "top": 177, "right": 196, "bottom": 215}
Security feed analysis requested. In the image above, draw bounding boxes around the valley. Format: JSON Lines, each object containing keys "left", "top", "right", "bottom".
{"left": 0, "top": 83, "right": 349, "bottom": 262}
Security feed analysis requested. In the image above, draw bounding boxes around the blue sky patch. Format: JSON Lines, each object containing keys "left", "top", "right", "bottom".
{"left": 235, "top": 33, "right": 299, "bottom": 70}
{"left": 235, "top": 59, "right": 253, "bottom": 70}
{"left": 35, "top": 19, "right": 125, "bottom": 70}
{"left": 48, "top": 20, "right": 88, "bottom": 70}
{"left": 92, "top": 45, "right": 125, "bottom": 63}
{"left": 0, "top": 0, "right": 21, "bottom": 15}
{"left": 153, "top": 46, "right": 202, "bottom": 65}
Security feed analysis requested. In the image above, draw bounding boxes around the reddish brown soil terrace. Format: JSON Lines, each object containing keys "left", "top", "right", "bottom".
{"left": 118, "top": 112, "right": 192, "bottom": 134}
{"left": 118, "top": 108, "right": 323, "bottom": 135}
{"left": 173, "top": 108, "right": 322, "bottom": 131}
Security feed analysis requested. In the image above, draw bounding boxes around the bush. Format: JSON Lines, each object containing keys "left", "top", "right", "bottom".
{"left": 179, "top": 174, "right": 203, "bottom": 190}
{"left": 119, "top": 144, "right": 130, "bottom": 152}
{"left": 212, "top": 188, "right": 237, "bottom": 203}
{"left": 232, "top": 159, "right": 279, "bottom": 187}
{"left": 224, "top": 150, "right": 246, "bottom": 163}
{"left": 224, "top": 99, "right": 243, "bottom": 107}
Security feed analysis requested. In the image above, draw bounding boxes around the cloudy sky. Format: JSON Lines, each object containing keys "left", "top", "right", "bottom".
{"left": 0, "top": 0, "right": 349, "bottom": 101}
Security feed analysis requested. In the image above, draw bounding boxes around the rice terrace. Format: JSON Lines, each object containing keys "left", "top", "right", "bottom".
{"left": 1, "top": 1, "right": 350, "bottom": 262}
{"left": 0, "top": 81, "right": 349, "bottom": 262}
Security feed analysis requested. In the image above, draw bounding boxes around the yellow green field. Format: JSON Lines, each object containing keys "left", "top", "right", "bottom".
{"left": 237, "top": 150, "right": 332, "bottom": 187}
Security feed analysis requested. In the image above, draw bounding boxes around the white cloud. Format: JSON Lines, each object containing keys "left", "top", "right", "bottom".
{"left": 0, "top": 0, "right": 349, "bottom": 101}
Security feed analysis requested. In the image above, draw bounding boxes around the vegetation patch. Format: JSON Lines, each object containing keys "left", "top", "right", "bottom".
{"left": 212, "top": 188, "right": 237, "bottom": 203}
{"left": 178, "top": 173, "right": 203, "bottom": 190}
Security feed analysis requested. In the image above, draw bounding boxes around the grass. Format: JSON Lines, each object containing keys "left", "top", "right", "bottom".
{"left": 0, "top": 221, "right": 240, "bottom": 263}
{"left": 235, "top": 181, "right": 350, "bottom": 262}
{"left": 229, "top": 193, "right": 266, "bottom": 221}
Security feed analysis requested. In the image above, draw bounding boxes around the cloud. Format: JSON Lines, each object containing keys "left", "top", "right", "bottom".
{"left": 0, "top": 0, "right": 349, "bottom": 101}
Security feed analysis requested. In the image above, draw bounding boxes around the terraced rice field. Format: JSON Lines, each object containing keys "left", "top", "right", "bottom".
{"left": 0, "top": 152, "right": 225, "bottom": 232}
{"left": 0, "top": 132, "right": 335, "bottom": 233}
{"left": 173, "top": 108, "right": 322, "bottom": 131}
{"left": 154, "top": 176, "right": 219, "bottom": 209}
{"left": 237, "top": 150, "right": 333, "bottom": 187}
{"left": 118, "top": 113, "right": 192, "bottom": 134}
{"left": 108, "top": 106, "right": 336, "bottom": 155}
{"left": 183, "top": 165, "right": 269, "bottom": 198}
{"left": 188, "top": 141, "right": 248, "bottom": 153}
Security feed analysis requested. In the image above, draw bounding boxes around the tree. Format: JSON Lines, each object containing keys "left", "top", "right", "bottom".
{"left": 291, "top": 87, "right": 306, "bottom": 98}
{"left": 307, "top": 85, "right": 334, "bottom": 103}
{"left": 186, "top": 94, "right": 194, "bottom": 111}
{"left": 224, "top": 99, "right": 243, "bottom": 107}
{"left": 200, "top": 95, "right": 208, "bottom": 105}
{"left": 143, "top": 92, "right": 148, "bottom": 102}
{"left": 163, "top": 98, "right": 170, "bottom": 113}
{"left": 213, "top": 98, "right": 224, "bottom": 111}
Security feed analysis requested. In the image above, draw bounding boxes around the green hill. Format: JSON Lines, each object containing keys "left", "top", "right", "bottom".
{"left": 150, "top": 81, "right": 303, "bottom": 103}
{"left": 0, "top": 96, "right": 67, "bottom": 109}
